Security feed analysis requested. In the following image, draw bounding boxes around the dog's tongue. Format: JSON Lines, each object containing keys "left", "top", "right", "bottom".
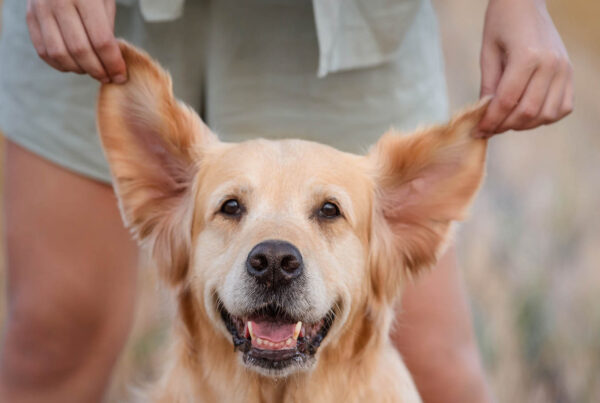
{"left": 251, "top": 320, "right": 296, "bottom": 342}
{"left": 247, "top": 320, "right": 303, "bottom": 350}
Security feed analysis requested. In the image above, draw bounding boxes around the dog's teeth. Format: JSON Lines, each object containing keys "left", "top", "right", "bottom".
{"left": 247, "top": 322, "right": 255, "bottom": 339}
{"left": 257, "top": 338, "right": 263, "bottom": 346}
{"left": 293, "top": 321, "right": 302, "bottom": 340}
{"left": 286, "top": 338, "right": 292, "bottom": 346}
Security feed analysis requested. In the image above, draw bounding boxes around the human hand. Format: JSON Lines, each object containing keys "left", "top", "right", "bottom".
{"left": 477, "top": 0, "right": 573, "bottom": 137}
{"left": 26, "top": 0, "right": 127, "bottom": 83}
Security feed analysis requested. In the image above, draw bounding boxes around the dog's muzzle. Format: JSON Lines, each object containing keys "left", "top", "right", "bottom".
{"left": 218, "top": 240, "right": 336, "bottom": 375}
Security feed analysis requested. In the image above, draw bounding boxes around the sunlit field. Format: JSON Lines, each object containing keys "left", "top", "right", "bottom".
{"left": 0, "top": 1, "right": 598, "bottom": 402}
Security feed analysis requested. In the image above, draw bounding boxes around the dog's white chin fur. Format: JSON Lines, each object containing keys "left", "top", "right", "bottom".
{"left": 240, "top": 355, "right": 316, "bottom": 378}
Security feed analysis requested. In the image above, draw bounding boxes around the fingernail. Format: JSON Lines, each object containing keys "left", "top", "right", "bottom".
{"left": 112, "top": 74, "right": 127, "bottom": 84}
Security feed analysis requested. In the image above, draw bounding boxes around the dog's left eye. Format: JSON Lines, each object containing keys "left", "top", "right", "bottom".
{"left": 220, "top": 199, "right": 243, "bottom": 217}
{"left": 319, "top": 202, "right": 341, "bottom": 219}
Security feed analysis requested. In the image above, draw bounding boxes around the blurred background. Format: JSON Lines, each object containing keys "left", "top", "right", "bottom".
{"left": 0, "top": 0, "right": 599, "bottom": 402}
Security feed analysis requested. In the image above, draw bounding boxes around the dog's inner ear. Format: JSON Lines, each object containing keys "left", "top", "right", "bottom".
{"left": 369, "top": 99, "right": 490, "bottom": 300}
{"left": 97, "top": 41, "right": 217, "bottom": 284}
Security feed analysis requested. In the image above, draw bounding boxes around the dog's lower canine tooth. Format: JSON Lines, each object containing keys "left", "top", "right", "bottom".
{"left": 293, "top": 321, "right": 302, "bottom": 340}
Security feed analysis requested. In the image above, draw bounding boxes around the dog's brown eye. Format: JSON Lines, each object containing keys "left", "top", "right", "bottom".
{"left": 220, "top": 199, "right": 242, "bottom": 216}
{"left": 319, "top": 202, "right": 340, "bottom": 218}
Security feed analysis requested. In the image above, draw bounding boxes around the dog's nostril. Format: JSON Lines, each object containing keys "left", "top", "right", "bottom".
{"left": 280, "top": 255, "right": 300, "bottom": 273}
{"left": 249, "top": 254, "right": 268, "bottom": 271}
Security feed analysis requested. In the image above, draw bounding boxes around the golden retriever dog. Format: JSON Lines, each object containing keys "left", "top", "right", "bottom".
{"left": 97, "top": 42, "right": 490, "bottom": 402}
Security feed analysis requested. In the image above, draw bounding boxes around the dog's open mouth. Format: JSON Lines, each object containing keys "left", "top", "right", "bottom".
{"left": 218, "top": 303, "right": 335, "bottom": 373}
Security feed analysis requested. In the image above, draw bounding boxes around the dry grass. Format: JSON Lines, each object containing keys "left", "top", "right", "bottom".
{"left": 1, "top": 0, "right": 599, "bottom": 402}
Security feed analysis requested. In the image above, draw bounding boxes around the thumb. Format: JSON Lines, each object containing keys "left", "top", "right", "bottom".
{"left": 479, "top": 41, "right": 503, "bottom": 98}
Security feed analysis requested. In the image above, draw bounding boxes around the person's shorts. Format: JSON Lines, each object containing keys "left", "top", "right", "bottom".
{"left": 0, "top": 0, "right": 448, "bottom": 183}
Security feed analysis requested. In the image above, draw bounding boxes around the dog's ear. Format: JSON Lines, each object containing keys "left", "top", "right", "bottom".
{"left": 97, "top": 40, "right": 217, "bottom": 285}
{"left": 368, "top": 98, "right": 490, "bottom": 300}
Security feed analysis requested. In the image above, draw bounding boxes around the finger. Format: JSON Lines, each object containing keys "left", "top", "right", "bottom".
{"left": 25, "top": 3, "right": 49, "bottom": 61}
{"left": 522, "top": 63, "right": 569, "bottom": 130}
{"left": 479, "top": 42, "right": 503, "bottom": 98}
{"left": 558, "top": 67, "right": 574, "bottom": 120}
{"left": 33, "top": 2, "right": 82, "bottom": 73}
{"left": 496, "top": 63, "right": 556, "bottom": 132}
{"left": 77, "top": 0, "right": 127, "bottom": 83}
{"left": 104, "top": 0, "right": 117, "bottom": 32}
{"left": 478, "top": 55, "right": 538, "bottom": 135}
{"left": 54, "top": 5, "right": 110, "bottom": 82}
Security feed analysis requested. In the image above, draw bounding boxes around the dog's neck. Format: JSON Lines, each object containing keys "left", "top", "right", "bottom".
{"left": 146, "top": 288, "right": 399, "bottom": 402}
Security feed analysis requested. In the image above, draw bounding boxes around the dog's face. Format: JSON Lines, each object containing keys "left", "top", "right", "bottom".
{"left": 191, "top": 139, "right": 373, "bottom": 375}
{"left": 98, "top": 42, "right": 489, "bottom": 377}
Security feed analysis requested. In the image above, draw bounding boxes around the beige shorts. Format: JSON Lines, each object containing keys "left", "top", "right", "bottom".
{"left": 0, "top": 0, "right": 448, "bottom": 183}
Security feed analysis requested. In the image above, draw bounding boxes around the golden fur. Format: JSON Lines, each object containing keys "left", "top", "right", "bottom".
{"left": 97, "top": 42, "right": 490, "bottom": 402}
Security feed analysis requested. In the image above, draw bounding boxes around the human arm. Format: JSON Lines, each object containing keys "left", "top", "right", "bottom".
{"left": 478, "top": 0, "right": 573, "bottom": 136}
{"left": 26, "top": 0, "right": 126, "bottom": 83}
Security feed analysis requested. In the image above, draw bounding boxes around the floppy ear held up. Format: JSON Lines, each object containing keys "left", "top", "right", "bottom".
{"left": 368, "top": 98, "right": 491, "bottom": 301}
{"left": 96, "top": 41, "right": 217, "bottom": 285}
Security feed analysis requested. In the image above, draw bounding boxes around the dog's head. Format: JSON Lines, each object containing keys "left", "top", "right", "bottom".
{"left": 98, "top": 42, "right": 489, "bottom": 377}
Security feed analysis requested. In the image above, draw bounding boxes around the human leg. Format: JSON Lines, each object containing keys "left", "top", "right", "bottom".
{"left": 0, "top": 142, "right": 138, "bottom": 403}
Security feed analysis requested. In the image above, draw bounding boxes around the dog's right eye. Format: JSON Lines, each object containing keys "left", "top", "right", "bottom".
{"left": 220, "top": 199, "right": 243, "bottom": 217}
{"left": 319, "top": 201, "right": 341, "bottom": 219}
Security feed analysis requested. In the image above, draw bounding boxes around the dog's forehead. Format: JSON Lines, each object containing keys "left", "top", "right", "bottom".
{"left": 203, "top": 138, "right": 371, "bottom": 192}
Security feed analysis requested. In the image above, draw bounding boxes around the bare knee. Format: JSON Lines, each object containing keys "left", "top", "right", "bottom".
{"left": 0, "top": 287, "right": 130, "bottom": 389}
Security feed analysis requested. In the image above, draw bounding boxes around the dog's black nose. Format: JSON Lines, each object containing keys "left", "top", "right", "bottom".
{"left": 246, "top": 240, "right": 303, "bottom": 287}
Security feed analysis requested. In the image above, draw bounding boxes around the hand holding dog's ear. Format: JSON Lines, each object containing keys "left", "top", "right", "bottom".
{"left": 97, "top": 41, "right": 217, "bottom": 284}
{"left": 369, "top": 99, "right": 490, "bottom": 301}
{"left": 478, "top": 0, "right": 573, "bottom": 136}
{"left": 26, "top": 0, "right": 127, "bottom": 83}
